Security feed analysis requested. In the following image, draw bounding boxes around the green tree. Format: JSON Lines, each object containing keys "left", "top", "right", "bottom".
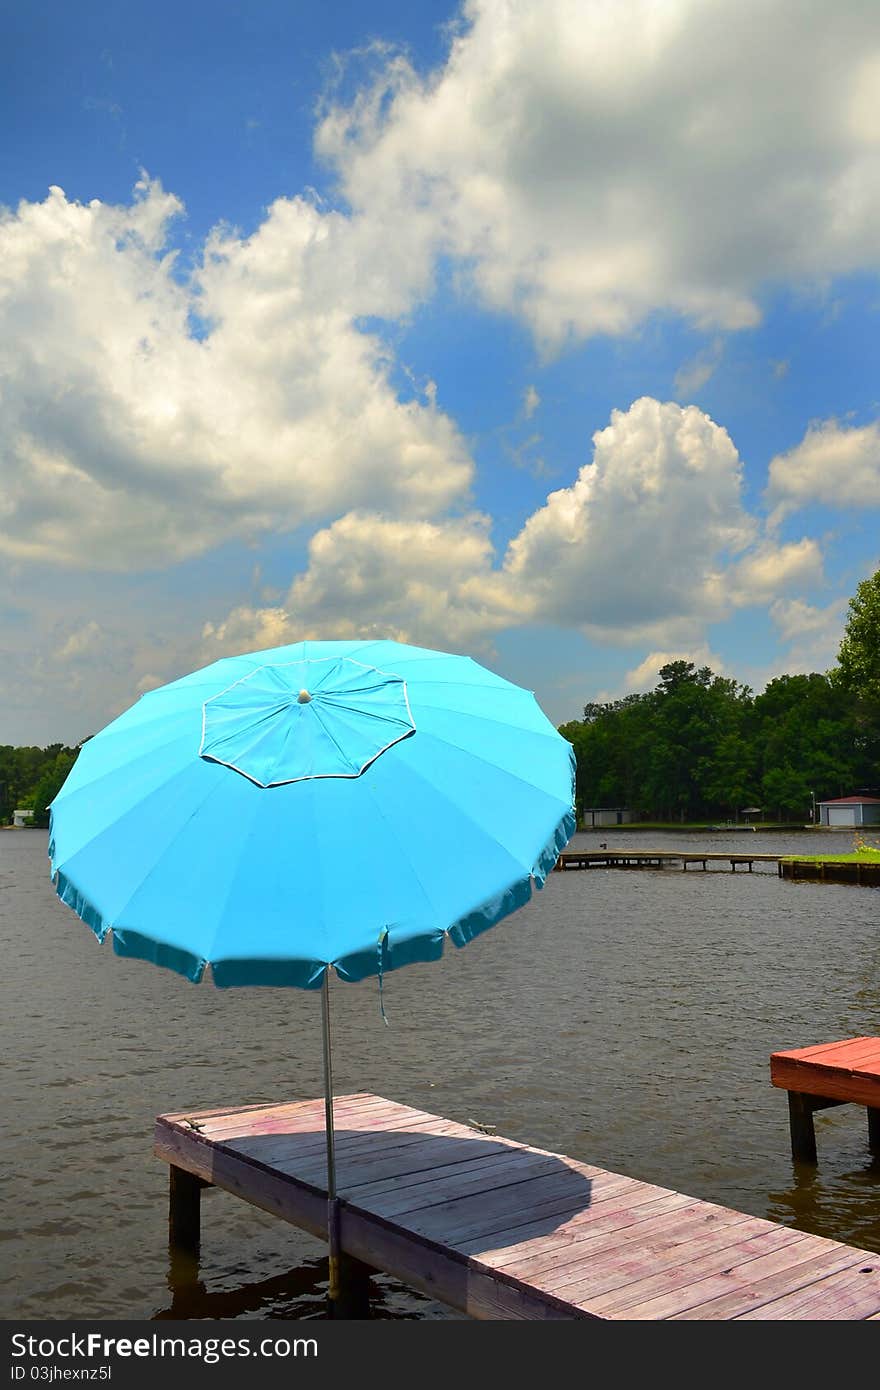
{"left": 836, "top": 568, "right": 880, "bottom": 703}
{"left": 560, "top": 654, "right": 870, "bottom": 825}
{"left": 834, "top": 567, "right": 880, "bottom": 787}
{"left": 561, "top": 662, "right": 756, "bottom": 823}
{"left": 754, "top": 672, "right": 862, "bottom": 815}
{"left": 0, "top": 743, "right": 81, "bottom": 824}
{"left": 29, "top": 748, "right": 80, "bottom": 828}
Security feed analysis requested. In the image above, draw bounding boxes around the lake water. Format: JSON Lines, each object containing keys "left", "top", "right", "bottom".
{"left": 2, "top": 827, "right": 879, "bottom": 1320}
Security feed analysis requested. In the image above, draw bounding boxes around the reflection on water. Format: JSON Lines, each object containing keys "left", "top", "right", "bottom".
{"left": 2, "top": 828, "right": 879, "bottom": 1319}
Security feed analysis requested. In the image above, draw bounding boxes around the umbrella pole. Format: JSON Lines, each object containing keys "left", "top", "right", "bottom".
{"left": 321, "top": 969, "right": 341, "bottom": 1311}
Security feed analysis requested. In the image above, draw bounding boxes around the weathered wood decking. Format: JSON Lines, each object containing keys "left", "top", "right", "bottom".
{"left": 771, "top": 1037, "right": 880, "bottom": 1164}
{"left": 154, "top": 1093, "right": 880, "bottom": 1319}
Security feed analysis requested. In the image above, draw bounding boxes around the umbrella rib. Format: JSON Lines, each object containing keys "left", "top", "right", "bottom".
{"left": 85, "top": 771, "right": 252, "bottom": 960}
{"left": 54, "top": 723, "right": 199, "bottom": 798}
{"left": 357, "top": 776, "right": 445, "bottom": 931}
{"left": 407, "top": 728, "right": 573, "bottom": 810}
{"left": 408, "top": 698, "right": 567, "bottom": 745}
{"left": 202, "top": 783, "right": 306, "bottom": 976}
{"left": 380, "top": 755, "right": 549, "bottom": 889}
{"left": 50, "top": 754, "right": 213, "bottom": 869}
{"left": 342, "top": 641, "right": 451, "bottom": 663}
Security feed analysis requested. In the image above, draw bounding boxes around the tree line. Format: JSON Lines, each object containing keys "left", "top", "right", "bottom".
{"left": 0, "top": 743, "right": 82, "bottom": 828}
{"left": 559, "top": 569, "right": 880, "bottom": 823}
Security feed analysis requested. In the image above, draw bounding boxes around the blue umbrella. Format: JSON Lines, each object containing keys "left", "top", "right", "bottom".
{"left": 49, "top": 639, "right": 576, "bottom": 1307}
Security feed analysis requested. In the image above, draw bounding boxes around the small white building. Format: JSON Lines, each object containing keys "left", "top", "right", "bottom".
{"left": 581, "top": 807, "right": 632, "bottom": 827}
{"left": 12, "top": 808, "right": 32, "bottom": 827}
{"left": 817, "top": 795, "right": 880, "bottom": 827}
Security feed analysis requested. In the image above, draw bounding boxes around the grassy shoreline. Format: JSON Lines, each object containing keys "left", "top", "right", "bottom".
{"left": 780, "top": 849, "right": 880, "bottom": 864}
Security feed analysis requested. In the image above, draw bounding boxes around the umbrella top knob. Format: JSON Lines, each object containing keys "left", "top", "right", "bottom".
{"left": 297, "top": 689, "right": 312, "bottom": 703}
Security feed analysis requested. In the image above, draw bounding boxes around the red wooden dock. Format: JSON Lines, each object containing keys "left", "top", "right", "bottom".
{"left": 154, "top": 1093, "right": 880, "bottom": 1319}
{"left": 771, "top": 1036, "right": 880, "bottom": 1163}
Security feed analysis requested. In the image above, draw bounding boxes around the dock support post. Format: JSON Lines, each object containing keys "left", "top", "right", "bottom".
{"left": 331, "top": 1230, "right": 373, "bottom": 1319}
{"left": 169, "top": 1165, "right": 205, "bottom": 1255}
{"left": 787, "top": 1092, "right": 817, "bottom": 1164}
{"left": 868, "top": 1107, "right": 880, "bottom": 1158}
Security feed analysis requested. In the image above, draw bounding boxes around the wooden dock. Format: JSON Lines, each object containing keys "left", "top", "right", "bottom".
{"left": 552, "top": 848, "right": 880, "bottom": 885}
{"left": 155, "top": 1093, "right": 880, "bottom": 1319}
{"left": 771, "top": 1037, "right": 880, "bottom": 1164}
{"left": 554, "top": 849, "right": 780, "bottom": 872}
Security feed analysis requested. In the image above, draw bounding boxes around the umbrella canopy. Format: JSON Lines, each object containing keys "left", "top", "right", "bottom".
{"left": 49, "top": 640, "right": 576, "bottom": 986}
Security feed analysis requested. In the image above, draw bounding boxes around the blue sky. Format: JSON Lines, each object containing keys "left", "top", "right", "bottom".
{"left": 2, "top": 0, "right": 878, "bottom": 745}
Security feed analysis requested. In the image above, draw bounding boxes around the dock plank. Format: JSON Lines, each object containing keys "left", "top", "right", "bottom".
{"left": 735, "top": 1262, "right": 880, "bottom": 1320}
{"left": 668, "top": 1245, "right": 875, "bottom": 1320}
{"left": 565, "top": 1226, "right": 811, "bottom": 1315}
{"left": 482, "top": 1192, "right": 698, "bottom": 1274}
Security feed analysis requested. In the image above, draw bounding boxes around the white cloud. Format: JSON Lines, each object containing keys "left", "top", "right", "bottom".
{"left": 201, "top": 511, "right": 520, "bottom": 659}
{"left": 750, "top": 589, "right": 845, "bottom": 675}
{"left": 55, "top": 620, "right": 104, "bottom": 663}
{"left": 767, "top": 419, "right": 880, "bottom": 522}
{"left": 621, "top": 644, "right": 727, "bottom": 694}
{"left": 135, "top": 672, "right": 165, "bottom": 695}
{"left": 204, "top": 398, "right": 823, "bottom": 659}
{"left": 725, "top": 538, "right": 823, "bottom": 607}
{"left": 318, "top": 0, "right": 880, "bottom": 349}
{"left": 766, "top": 594, "right": 849, "bottom": 674}
{"left": 769, "top": 595, "right": 848, "bottom": 642}
{"left": 523, "top": 384, "right": 540, "bottom": 419}
{"left": 493, "top": 397, "right": 756, "bottom": 641}
{"left": 0, "top": 180, "right": 472, "bottom": 570}
{"left": 674, "top": 337, "right": 724, "bottom": 397}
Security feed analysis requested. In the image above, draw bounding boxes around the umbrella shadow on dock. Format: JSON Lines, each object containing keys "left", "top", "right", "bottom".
{"left": 161, "top": 1123, "right": 595, "bottom": 1316}
{"left": 214, "top": 1125, "right": 594, "bottom": 1244}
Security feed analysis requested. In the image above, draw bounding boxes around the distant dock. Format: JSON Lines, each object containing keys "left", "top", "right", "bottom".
{"left": 554, "top": 849, "right": 779, "bottom": 872}
{"left": 554, "top": 849, "right": 880, "bottom": 885}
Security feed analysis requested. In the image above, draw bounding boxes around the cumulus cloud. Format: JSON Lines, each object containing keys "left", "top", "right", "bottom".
{"left": 204, "top": 398, "right": 821, "bottom": 658}
{"left": 55, "top": 620, "right": 104, "bottom": 663}
{"left": 492, "top": 397, "right": 756, "bottom": 641}
{"left": 0, "top": 180, "right": 472, "bottom": 569}
{"left": 5, "top": 4, "right": 877, "bottom": 584}
{"left": 621, "top": 645, "right": 728, "bottom": 694}
{"left": 766, "top": 419, "right": 880, "bottom": 522}
{"left": 201, "top": 511, "right": 521, "bottom": 659}
{"left": 318, "top": 0, "right": 880, "bottom": 349}
{"left": 767, "top": 595, "right": 850, "bottom": 675}
{"left": 725, "top": 539, "right": 823, "bottom": 607}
